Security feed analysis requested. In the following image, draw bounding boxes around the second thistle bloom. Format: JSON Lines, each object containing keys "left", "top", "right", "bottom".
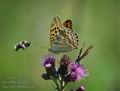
{"left": 58, "top": 54, "right": 88, "bottom": 82}
{"left": 67, "top": 62, "right": 88, "bottom": 81}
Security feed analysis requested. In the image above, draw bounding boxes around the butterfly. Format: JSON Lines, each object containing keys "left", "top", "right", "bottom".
{"left": 49, "top": 16, "right": 79, "bottom": 54}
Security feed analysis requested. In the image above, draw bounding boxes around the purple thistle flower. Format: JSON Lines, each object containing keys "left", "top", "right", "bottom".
{"left": 42, "top": 54, "right": 56, "bottom": 76}
{"left": 68, "top": 62, "right": 88, "bottom": 81}
{"left": 42, "top": 54, "right": 55, "bottom": 68}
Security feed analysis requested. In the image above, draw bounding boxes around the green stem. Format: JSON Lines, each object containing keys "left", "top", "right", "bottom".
{"left": 61, "top": 81, "right": 67, "bottom": 91}
{"left": 53, "top": 77, "right": 67, "bottom": 91}
{"left": 53, "top": 79, "right": 60, "bottom": 91}
{"left": 60, "top": 80, "right": 63, "bottom": 91}
{"left": 59, "top": 77, "right": 67, "bottom": 91}
{"left": 62, "top": 82, "right": 67, "bottom": 90}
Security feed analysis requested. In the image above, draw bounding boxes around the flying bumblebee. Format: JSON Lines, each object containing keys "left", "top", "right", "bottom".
{"left": 14, "top": 40, "right": 30, "bottom": 51}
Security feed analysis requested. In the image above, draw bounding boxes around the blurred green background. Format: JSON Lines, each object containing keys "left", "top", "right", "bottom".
{"left": 0, "top": 0, "right": 120, "bottom": 91}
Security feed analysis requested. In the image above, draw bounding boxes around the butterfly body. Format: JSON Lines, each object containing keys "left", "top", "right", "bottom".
{"left": 49, "top": 16, "right": 79, "bottom": 54}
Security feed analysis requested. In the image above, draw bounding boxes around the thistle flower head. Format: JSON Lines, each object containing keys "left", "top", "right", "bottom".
{"left": 58, "top": 54, "right": 70, "bottom": 76}
{"left": 42, "top": 54, "right": 56, "bottom": 76}
{"left": 60, "top": 54, "right": 70, "bottom": 66}
{"left": 42, "top": 54, "right": 55, "bottom": 68}
{"left": 68, "top": 62, "right": 88, "bottom": 81}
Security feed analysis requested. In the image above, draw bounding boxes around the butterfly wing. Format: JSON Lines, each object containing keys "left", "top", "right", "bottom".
{"left": 63, "top": 19, "right": 79, "bottom": 49}
{"left": 50, "top": 16, "right": 70, "bottom": 53}
{"left": 49, "top": 17, "right": 79, "bottom": 54}
{"left": 63, "top": 19, "right": 73, "bottom": 29}
{"left": 50, "top": 16, "right": 63, "bottom": 45}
